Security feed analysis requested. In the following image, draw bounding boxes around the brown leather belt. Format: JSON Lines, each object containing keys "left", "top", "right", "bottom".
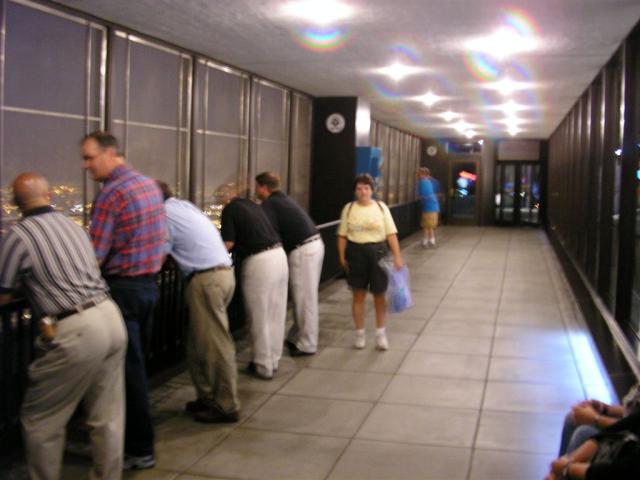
{"left": 53, "top": 295, "right": 108, "bottom": 321}
{"left": 186, "top": 265, "right": 232, "bottom": 283}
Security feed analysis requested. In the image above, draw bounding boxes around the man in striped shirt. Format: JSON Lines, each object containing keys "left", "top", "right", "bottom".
{"left": 82, "top": 131, "right": 166, "bottom": 470}
{"left": 0, "top": 172, "right": 127, "bottom": 480}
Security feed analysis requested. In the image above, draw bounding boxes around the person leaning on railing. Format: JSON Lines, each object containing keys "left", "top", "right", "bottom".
{"left": 0, "top": 172, "right": 127, "bottom": 480}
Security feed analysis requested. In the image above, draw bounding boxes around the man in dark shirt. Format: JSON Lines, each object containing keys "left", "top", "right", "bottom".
{"left": 81, "top": 131, "right": 166, "bottom": 470}
{"left": 220, "top": 190, "right": 288, "bottom": 380}
{"left": 255, "top": 171, "right": 324, "bottom": 356}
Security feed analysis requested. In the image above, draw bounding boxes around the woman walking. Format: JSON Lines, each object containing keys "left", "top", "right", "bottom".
{"left": 337, "top": 174, "right": 404, "bottom": 350}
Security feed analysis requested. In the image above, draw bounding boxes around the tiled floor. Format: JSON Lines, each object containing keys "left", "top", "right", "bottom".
{"left": 35, "top": 227, "right": 621, "bottom": 479}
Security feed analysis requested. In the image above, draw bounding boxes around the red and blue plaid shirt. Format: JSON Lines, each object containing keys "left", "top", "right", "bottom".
{"left": 90, "top": 165, "right": 166, "bottom": 276}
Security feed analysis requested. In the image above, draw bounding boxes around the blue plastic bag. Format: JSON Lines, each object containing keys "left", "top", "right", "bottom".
{"left": 379, "top": 259, "right": 413, "bottom": 313}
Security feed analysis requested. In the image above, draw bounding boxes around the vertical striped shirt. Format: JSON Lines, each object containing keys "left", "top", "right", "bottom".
{"left": 0, "top": 206, "right": 107, "bottom": 316}
{"left": 90, "top": 165, "right": 166, "bottom": 276}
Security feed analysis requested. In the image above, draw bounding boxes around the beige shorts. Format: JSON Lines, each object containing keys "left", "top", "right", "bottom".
{"left": 421, "top": 212, "right": 439, "bottom": 229}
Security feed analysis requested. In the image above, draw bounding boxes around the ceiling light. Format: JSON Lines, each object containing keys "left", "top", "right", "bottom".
{"left": 499, "top": 100, "right": 525, "bottom": 116}
{"left": 478, "top": 139, "right": 484, "bottom": 146}
{"left": 508, "top": 126, "right": 521, "bottom": 136}
{"left": 453, "top": 120, "right": 471, "bottom": 134}
{"left": 415, "top": 91, "right": 441, "bottom": 107}
{"left": 501, "top": 115, "right": 522, "bottom": 127}
{"left": 466, "top": 27, "right": 538, "bottom": 60}
{"left": 464, "top": 129, "right": 477, "bottom": 139}
{"left": 440, "top": 110, "right": 458, "bottom": 122}
{"left": 280, "top": 0, "right": 353, "bottom": 26}
{"left": 375, "top": 62, "right": 424, "bottom": 81}
{"left": 486, "top": 77, "right": 528, "bottom": 96}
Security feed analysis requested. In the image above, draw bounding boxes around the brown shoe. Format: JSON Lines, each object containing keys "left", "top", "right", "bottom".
{"left": 194, "top": 408, "right": 239, "bottom": 424}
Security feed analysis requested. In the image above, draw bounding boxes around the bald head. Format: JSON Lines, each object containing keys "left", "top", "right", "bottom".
{"left": 12, "top": 173, "right": 51, "bottom": 212}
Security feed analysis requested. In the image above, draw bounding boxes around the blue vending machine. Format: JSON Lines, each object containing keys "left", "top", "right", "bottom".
{"left": 355, "top": 146, "right": 383, "bottom": 199}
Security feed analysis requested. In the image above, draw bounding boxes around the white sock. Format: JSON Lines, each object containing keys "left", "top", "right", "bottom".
{"left": 355, "top": 328, "right": 365, "bottom": 337}
{"left": 376, "top": 327, "right": 386, "bottom": 336}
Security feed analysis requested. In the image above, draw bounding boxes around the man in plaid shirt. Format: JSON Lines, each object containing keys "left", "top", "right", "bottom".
{"left": 82, "top": 131, "right": 166, "bottom": 471}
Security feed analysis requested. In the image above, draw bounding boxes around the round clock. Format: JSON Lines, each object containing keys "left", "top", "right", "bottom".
{"left": 426, "top": 145, "right": 438, "bottom": 157}
{"left": 326, "top": 113, "right": 346, "bottom": 134}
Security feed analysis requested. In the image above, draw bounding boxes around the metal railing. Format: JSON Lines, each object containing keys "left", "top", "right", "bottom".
{"left": 0, "top": 260, "right": 190, "bottom": 449}
{"left": 0, "top": 299, "right": 35, "bottom": 450}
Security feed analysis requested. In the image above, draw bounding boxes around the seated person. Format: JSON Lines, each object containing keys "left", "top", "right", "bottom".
{"left": 546, "top": 409, "right": 640, "bottom": 480}
{"left": 559, "top": 383, "right": 640, "bottom": 455}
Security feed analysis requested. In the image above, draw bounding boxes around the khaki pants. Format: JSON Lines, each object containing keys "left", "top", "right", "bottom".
{"left": 21, "top": 299, "right": 127, "bottom": 480}
{"left": 287, "top": 238, "right": 325, "bottom": 353}
{"left": 185, "top": 267, "right": 238, "bottom": 414}
{"left": 241, "top": 247, "right": 288, "bottom": 376}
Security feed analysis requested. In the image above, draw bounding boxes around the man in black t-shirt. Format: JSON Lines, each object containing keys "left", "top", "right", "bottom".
{"left": 256, "top": 172, "right": 324, "bottom": 356}
{"left": 220, "top": 191, "right": 288, "bottom": 380}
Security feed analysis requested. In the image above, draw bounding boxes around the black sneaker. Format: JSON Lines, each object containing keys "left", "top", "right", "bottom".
{"left": 185, "top": 398, "right": 209, "bottom": 414}
{"left": 123, "top": 454, "right": 156, "bottom": 470}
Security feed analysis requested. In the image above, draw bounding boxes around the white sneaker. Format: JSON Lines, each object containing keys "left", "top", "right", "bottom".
{"left": 421, "top": 239, "right": 429, "bottom": 249}
{"left": 429, "top": 239, "right": 437, "bottom": 248}
{"left": 353, "top": 330, "right": 366, "bottom": 349}
{"left": 376, "top": 332, "right": 389, "bottom": 350}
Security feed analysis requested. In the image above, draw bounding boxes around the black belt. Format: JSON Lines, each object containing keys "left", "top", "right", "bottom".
{"left": 294, "top": 234, "right": 320, "bottom": 250}
{"left": 185, "top": 265, "right": 232, "bottom": 283}
{"left": 53, "top": 295, "right": 108, "bottom": 321}
{"left": 248, "top": 243, "right": 282, "bottom": 257}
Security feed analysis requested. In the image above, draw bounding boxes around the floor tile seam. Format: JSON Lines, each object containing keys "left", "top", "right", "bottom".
{"left": 468, "top": 446, "right": 558, "bottom": 460}
{"left": 370, "top": 229, "right": 486, "bottom": 399}
{"left": 264, "top": 391, "right": 376, "bottom": 407}
{"left": 372, "top": 401, "right": 483, "bottom": 415}
{"left": 478, "top": 406, "right": 568, "bottom": 417}
{"left": 271, "top": 389, "right": 387, "bottom": 405}
{"left": 466, "top": 229, "right": 512, "bottom": 480}
{"left": 321, "top": 230, "right": 463, "bottom": 480}
{"left": 352, "top": 433, "right": 478, "bottom": 450}
{"left": 237, "top": 424, "right": 357, "bottom": 441}
{"left": 540, "top": 236, "right": 591, "bottom": 400}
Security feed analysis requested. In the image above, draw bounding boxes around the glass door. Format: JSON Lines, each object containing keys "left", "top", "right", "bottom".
{"left": 449, "top": 158, "right": 480, "bottom": 224}
{"left": 495, "top": 162, "right": 542, "bottom": 226}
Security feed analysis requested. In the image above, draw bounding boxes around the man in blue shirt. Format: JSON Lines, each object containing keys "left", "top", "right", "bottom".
{"left": 417, "top": 167, "right": 441, "bottom": 248}
{"left": 157, "top": 181, "right": 239, "bottom": 423}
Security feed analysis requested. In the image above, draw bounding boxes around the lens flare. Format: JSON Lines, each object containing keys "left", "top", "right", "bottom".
{"left": 292, "top": 27, "right": 351, "bottom": 52}
{"left": 464, "top": 52, "right": 500, "bottom": 81}
{"left": 502, "top": 6, "right": 540, "bottom": 38}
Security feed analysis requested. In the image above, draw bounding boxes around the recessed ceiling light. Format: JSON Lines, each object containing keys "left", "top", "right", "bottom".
{"left": 440, "top": 110, "right": 458, "bottom": 122}
{"left": 485, "top": 77, "right": 528, "bottom": 96}
{"left": 453, "top": 120, "right": 472, "bottom": 134}
{"left": 414, "top": 91, "right": 442, "bottom": 107}
{"left": 464, "top": 129, "right": 477, "bottom": 139}
{"left": 466, "top": 27, "right": 538, "bottom": 60}
{"left": 508, "top": 125, "right": 521, "bottom": 136}
{"left": 280, "top": 0, "right": 353, "bottom": 26}
{"left": 498, "top": 100, "right": 526, "bottom": 116}
{"left": 374, "top": 62, "right": 424, "bottom": 81}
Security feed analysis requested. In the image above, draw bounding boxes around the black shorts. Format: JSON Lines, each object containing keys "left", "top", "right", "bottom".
{"left": 345, "top": 241, "right": 389, "bottom": 294}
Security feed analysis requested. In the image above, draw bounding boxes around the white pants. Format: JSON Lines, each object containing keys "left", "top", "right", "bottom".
{"left": 21, "top": 299, "right": 126, "bottom": 480}
{"left": 287, "top": 238, "right": 324, "bottom": 353}
{"left": 241, "top": 247, "right": 288, "bottom": 376}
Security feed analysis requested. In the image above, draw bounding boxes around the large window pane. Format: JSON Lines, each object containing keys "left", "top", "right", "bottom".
{"left": 109, "top": 32, "right": 191, "bottom": 195}
{"left": 192, "top": 61, "right": 248, "bottom": 224}
{"left": 251, "top": 79, "right": 289, "bottom": 189}
{"left": 1, "top": 1, "right": 105, "bottom": 232}
{"left": 289, "top": 93, "right": 312, "bottom": 211}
